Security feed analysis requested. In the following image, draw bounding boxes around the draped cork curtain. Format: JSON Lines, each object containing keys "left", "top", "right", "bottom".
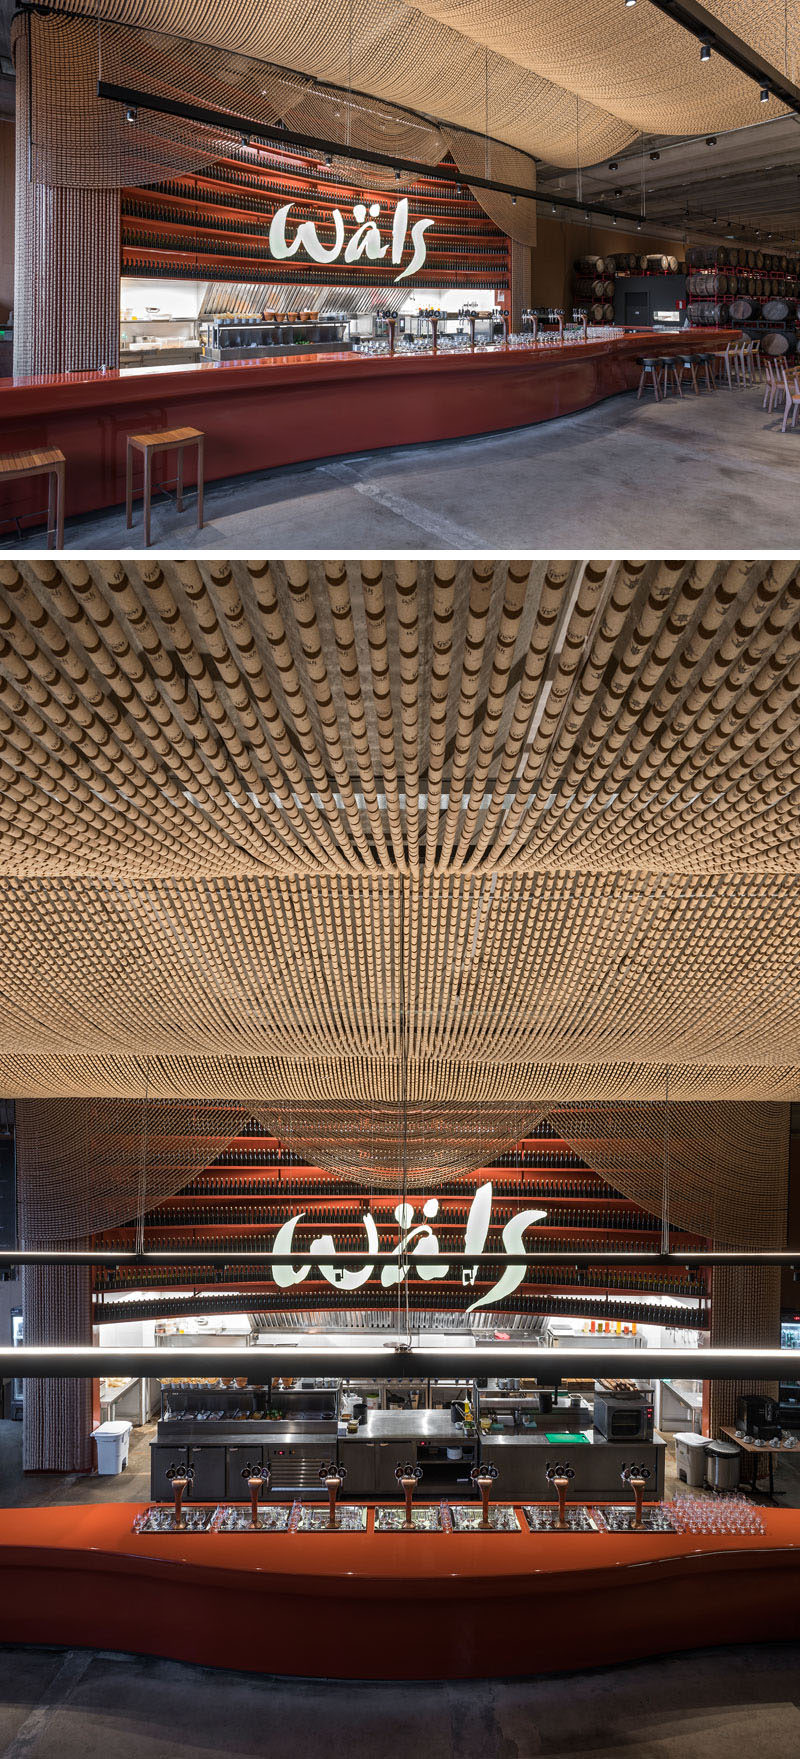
{"left": 15, "top": 1098, "right": 252, "bottom": 1470}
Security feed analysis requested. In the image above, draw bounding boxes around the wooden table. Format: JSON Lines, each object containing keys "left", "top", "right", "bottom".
{"left": 721, "top": 1425, "right": 800, "bottom": 1498}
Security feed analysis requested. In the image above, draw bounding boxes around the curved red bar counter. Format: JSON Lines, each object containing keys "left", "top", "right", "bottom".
{"left": 0, "top": 330, "right": 737, "bottom": 525}
{"left": 1, "top": 1502, "right": 798, "bottom": 1679}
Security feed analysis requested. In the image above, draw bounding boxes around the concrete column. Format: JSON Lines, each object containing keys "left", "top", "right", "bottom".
{"left": 12, "top": 17, "right": 119, "bottom": 375}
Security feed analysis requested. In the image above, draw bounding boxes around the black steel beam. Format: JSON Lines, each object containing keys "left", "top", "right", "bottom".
{"left": 3, "top": 1250, "right": 795, "bottom": 1268}
{"left": 0, "top": 1344, "right": 795, "bottom": 1379}
{"left": 647, "top": 0, "right": 800, "bottom": 117}
{"left": 96, "top": 79, "right": 645, "bottom": 225}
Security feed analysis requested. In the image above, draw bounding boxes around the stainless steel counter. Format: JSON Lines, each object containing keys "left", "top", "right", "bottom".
{"left": 343, "top": 1410, "right": 465, "bottom": 1442}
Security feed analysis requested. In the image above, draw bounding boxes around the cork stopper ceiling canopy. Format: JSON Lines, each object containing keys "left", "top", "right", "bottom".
{"left": 0, "top": 558, "right": 799, "bottom": 1190}
{"left": 39, "top": 0, "right": 795, "bottom": 170}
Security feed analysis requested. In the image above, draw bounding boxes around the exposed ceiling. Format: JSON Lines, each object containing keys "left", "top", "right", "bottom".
{"left": 0, "top": 560, "right": 798, "bottom": 1117}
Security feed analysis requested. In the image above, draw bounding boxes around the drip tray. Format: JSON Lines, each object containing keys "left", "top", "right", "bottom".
{"left": 450, "top": 1504, "right": 520, "bottom": 1532}
{"left": 134, "top": 1505, "right": 215, "bottom": 1534}
{"left": 212, "top": 1504, "right": 294, "bottom": 1533}
{"left": 598, "top": 1505, "right": 678, "bottom": 1534}
{"left": 296, "top": 1506, "right": 368, "bottom": 1533}
{"left": 523, "top": 1505, "right": 599, "bottom": 1533}
{"left": 374, "top": 1504, "right": 447, "bottom": 1532}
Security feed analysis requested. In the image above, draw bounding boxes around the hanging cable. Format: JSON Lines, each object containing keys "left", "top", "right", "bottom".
{"left": 664, "top": 1062, "right": 671, "bottom": 1259}
{"left": 135, "top": 1060, "right": 150, "bottom": 1258}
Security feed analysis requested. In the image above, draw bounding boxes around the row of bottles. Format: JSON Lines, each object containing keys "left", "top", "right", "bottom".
{"left": 149, "top": 168, "right": 494, "bottom": 225}
{"left": 122, "top": 227, "right": 508, "bottom": 264}
{"left": 121, "top": 253, "right": 509, "bottom": 288}
{"left": 141, "top": 1203, "right": 665, "bottom": 1231}
{"left": 95, "top": 1286, "right": 707, "bottom": 1326}
{"left": 125, "top": 194, "right": 500, "bottom": 241}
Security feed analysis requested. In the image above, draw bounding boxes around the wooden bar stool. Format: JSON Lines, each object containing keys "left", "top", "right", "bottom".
{"left": 636, "top": 357, "right": 661, "bottom": 400}
{"left": 659, "top": 356, "right": 683, "bottom": 397}
{"left": 0, "top": 448, "right": 65, "bottom": 548}
{"left": 126, "top": 427, "right": 204, "bottom": 547}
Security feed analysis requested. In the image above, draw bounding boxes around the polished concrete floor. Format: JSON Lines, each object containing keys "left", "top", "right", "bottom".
{"left": 0, "top": 1642, "right": 798, "bottom": 1757}
{"left": 4, "top": 382, "right": 797, "bottom": 553}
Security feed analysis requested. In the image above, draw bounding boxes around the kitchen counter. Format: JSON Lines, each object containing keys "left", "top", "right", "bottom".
{"left": 1, "top": 1501, "right": 798, "bottom": 1680}
{"left": 0, "top": 328, "right": 738, "bottom": 528}
{"left": 343, "top": 1410, "right": 467, "bottom": 1442}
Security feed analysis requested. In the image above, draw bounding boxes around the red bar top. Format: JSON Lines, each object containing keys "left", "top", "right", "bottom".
{"left": 0, "top": 331, "right": 739, "bottom": 417}
{"left": 1, "top": 1502, "right": 798, "bottom": 1678}
{"left": 0, "top": 329, "right": 741, "bottom": 526}
{"left": 1, "top": 1501, "right": 797, "bottom": 1588}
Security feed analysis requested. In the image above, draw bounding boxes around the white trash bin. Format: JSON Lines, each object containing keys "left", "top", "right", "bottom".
{"left": 674, "top": 1431, "right": 708, "bottom": 1487}
{"left": 92, "top": 1419, "right": 132, "bottom": 1474}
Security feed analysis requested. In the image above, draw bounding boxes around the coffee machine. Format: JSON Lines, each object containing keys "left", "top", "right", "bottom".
{"left": 735, "top": 1394, "right": 780, "bottom": 1439}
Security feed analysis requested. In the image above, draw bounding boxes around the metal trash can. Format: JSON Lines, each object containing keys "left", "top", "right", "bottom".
{"left": 704, "top": 1439, "right": 740, "bottom": 1492}
{"left": 674, "top": 1431, "right": 708, "bottom": 1487}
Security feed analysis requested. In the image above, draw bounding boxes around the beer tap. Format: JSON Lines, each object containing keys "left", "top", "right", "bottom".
{"left": 165, "top": 1461, "right": 194, "bottom": 1531}
{"left": 620, "top": 1462, "right": 652, "bottom": 1529}
{"left": 387, "top": 317, "right": 397, "bottom": 356}
{"left": 529, "top": 311, "right": 539, "bottom": 342}
{"left": 430, "top": 315, "right": 439, "bottom": 354}
{"left": 501, "top": 311, "right": 511, "bottom": 349}
{"left": 395, "top": 1461, "right": 424, "bottom": 1529}
{"left": 545, "top": 1459, "right": 574, "bottom": 1528}
{"left": 319, "top": 1459, "right": 347, "bottom": 1529}
{"left": 470, "top": 1460, "right": 499, "bottom": 1529}
{"left": 555, "top": 309, "right": 564, "bottom": 341}
{"left": 241, "top": 1460, "right": 270, "bottom": 1529}
{"left": 579, "top": 310, "right": 588, "bottom": 342}
{"left": 468, "top": 314, "right": 477, "bottom": 352}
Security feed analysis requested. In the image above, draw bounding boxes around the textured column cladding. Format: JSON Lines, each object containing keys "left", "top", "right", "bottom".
{"left": 511, "top": 238, "right": 531, "bottom": 331}
{"left": 21, "top": 1261, "right": 93, "bottom": 1473}
{"left": 708, "top": 1264, "right": 782, "bottom": 1436}
{"left": 13, "top": 21, "right": 119, "bottom": 375}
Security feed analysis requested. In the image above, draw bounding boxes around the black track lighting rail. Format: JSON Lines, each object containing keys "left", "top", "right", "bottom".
{"left": 646, "top": 0, "right": 800, "bottom": 118}
{"left": 4, "top": 1249, "right": 797, "bottom": 1269}
{"left": 1, "top": 1344, "right": 797, "bottom": 1379}
{"left": 96, "top": 80, "right": 646, "bottom": 225}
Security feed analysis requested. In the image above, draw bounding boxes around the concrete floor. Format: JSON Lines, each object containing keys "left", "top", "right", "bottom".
{"left": 3, "top": 382, "right": 798, "bottom": 554}
{"left": 0, "top": 1642, "right": 798, "bottom": 1757}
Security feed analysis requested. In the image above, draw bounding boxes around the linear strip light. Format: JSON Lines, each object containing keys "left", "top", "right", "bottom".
{"left": 2, "top": 1250, "right": 797, "bottom": 1268}
{"left": 1, "top": 1345, "right": 795, "bottom": 1379}
{"left": 96, "top": 80, "right": 645, "bottom": 226}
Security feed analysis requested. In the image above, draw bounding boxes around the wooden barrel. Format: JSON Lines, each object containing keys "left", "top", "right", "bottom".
{"left": 762, "top": 297, "right": 790, "bottom": 322}
{"left": 761, "top": 330, "right": 790, "bottom": 355}
{"left": 729, "top": 296, "right": 756, "bottom": 321}
{"left": 603, "top": 302, "right": 615, "bottom": 321}
{"left": 575, "top": 255, "right": 605, "bottom": 274}
{"left": 603, "top": 255, "right": 617, "bottom": 273}
{"left": 574, "top": 278, "right": 605, "bottom": 298}
{"left": 590, "top": 302, "right": 604, "bottom": 322}
{"left": 687, "top": 301, "right": 730, "bottom": 326}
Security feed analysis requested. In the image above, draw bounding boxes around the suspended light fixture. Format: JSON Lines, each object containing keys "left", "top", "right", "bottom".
{"left": 760, "top": 84, "right": 770, "bottom": 102}
{"left": 700, "top": 40, "right": 711, "bottom": 63}
{"left": 125, "top": 106, "right": 137, "bottom": 123}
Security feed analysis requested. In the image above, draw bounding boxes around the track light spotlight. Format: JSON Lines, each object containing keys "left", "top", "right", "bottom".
{"left": 760, "top": 85, "right": 770, "bottom": 102}
{"left": 649, "top": 151, "right": 660, "bottom": 161}
{"left": 511, "top": 194, "right": 517, "bottom": 205}
{"left": 125, "top": 106, "right": 137, "bottom": 123}
{"left": 706, "top": 136, "right": 717, "bottom": 146}
{"left": 395, "top": 168, "right": 401, "bottom": 181}
{"left": 324, "top": 152, "right": 332, "bottom": 166}
{"left": 700, "top": 40, "right": 711, "bottom": 63}
{"left": 624, "top": 0, "right": 637, "bottom": 7}
{"left": 609, "top": 160, "right": 618, "bottom": 170}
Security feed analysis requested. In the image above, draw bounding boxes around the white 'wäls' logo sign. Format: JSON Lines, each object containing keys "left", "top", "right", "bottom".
{"left": 270, "top": 1182, "right": 547, "bottom": 1313}
{"left": 269, "top": 197, "right": 434, "bottom": 283}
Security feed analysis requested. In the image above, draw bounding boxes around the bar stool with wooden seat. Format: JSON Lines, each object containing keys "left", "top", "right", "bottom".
{"left": 0, "top": 448, "right": 65, "bottom": 548}
{"left": 126, "top": 427, "right": 204, "bottom": 547}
